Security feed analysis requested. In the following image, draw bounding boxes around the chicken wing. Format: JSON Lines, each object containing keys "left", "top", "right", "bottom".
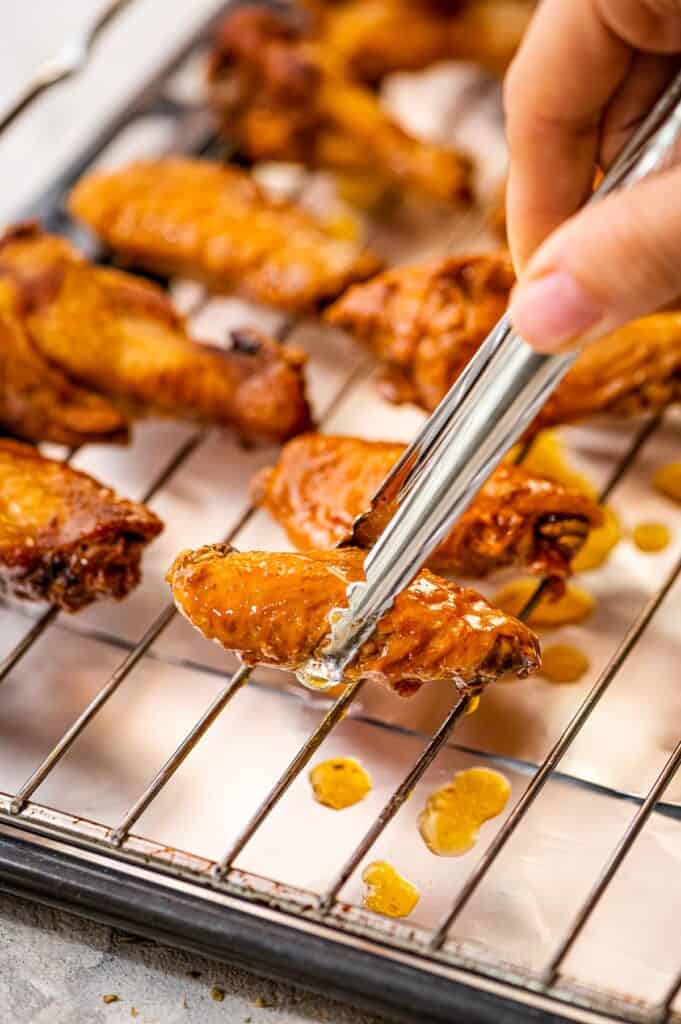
{"left": 207, "top": 6, "right": 472, "bottom": 203}
{"left": 0, "top": 223, "right": 312, "bottom": 443}
{"left": 253, "top": 433, "right": 602, "bottom": 578}
{"left": 167, "top": 545, "right": 540, "bottom": 696}
{"left": 327, "top": 252, "right": 681, "bottom": 426}
{"left": 0, "top": 278, "right": 127, "bottom": 446}
{"left": 68, "top": 158, "right": 380, "bottom": 312}
{"left": 309, "top": 0, "right": 534, "bottom": 83}
{"left": 0, "top": 439, "right": 162, "bottom": 611}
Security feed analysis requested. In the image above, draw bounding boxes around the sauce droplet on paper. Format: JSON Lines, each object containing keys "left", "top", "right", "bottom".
{"left": 517, "top": 431, "right": 596, "bottom": 496}
{"left": 362, "top": 861, "right": 419, "bottom": 918}
{"left": 572, "top": 506, "right": 621, "bottom": 572}
{"left": 492, "top": 578, "right": 594, "bottom": 627}
{"left": 653, "top": 462, "right": 681, "bottom": 503}
{"left": 465, "top": 695, "right": 480, "bottom": 716}
{"left": 633, "top": 522, "right": 670, "bottom": 553}
{"left": 541, "top": 644, "right": 589, "bottom": 684}
{"left": 309, "top": 757, "right": 371, "bottom": 810}
{"left": 418, "top": 767, "right": 510, "bottom": 857}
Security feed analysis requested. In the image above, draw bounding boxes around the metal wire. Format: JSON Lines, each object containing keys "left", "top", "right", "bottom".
{"left": 430, "top": 549, "right": 681, "bottom": 951}
{"left": 543, "top": 739, "right": 681, "bottom": 987}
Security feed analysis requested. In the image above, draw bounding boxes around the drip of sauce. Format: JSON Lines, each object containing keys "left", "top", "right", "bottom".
{"left": 492, "top": 578, "right": 595, "bottom": 627}
{"left": 418, "top": 767, "right": 510, "bottom": 857}
{"left": 309, "top": 757, "right": 372, "bottom": 810}
{"left": 465, "top": 695, "right": 480, "bottom": 716}
{"left": 514, "top": 431, "right": 596, "bottom": 496}
{"left": 572, "top": 506, "right": 621, "bottom": 572}
{"left": 362, "top": 861, "right": 419, "bottom": 918}
{"left": 632, "top": 522, "right": 671, "bottom": 553}
{"left": 541, "top": 644, "right": 589, "bottom": 684}
{"left": 653, "top": 462, "right": 681, "bottom": 503}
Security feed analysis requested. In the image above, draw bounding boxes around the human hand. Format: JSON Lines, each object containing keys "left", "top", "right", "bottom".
{"left": 504, "top": 0, "right": 681, "bottom": 351}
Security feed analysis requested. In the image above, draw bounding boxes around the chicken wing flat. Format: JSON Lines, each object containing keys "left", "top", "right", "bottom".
{"left": 207, "top": 6, "right": 472, "bottom": 203}
{"left": 68, "top": 158, "right": 380, "bottom": 312}
{"left": 0, "top": 223, "right": 312, "bottom": 443}
{"left": 327, "top": 252, "right": 681, "bottom": 426}
{"left": 167, "top": 545, "right": 540, "bottom": 696}
{"left": 0, "top": 278, "right": 127, "bottom": 446}
{"left": 253, "top": 433, "right": 602, "bottom": 578}
{"left": 0, "top": 440, "right": 162, "bottom": 611}
{"left": 309, "top": 0, "right": 534, "bottom": 83}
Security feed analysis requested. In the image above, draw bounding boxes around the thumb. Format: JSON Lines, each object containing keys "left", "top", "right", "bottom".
{"left": 508, "top": 166, "right": 681, "bottom": 352}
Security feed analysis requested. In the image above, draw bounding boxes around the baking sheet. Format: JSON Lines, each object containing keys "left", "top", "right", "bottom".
{"left": 0, "top": 51, "right": 679, "bottom": 1018}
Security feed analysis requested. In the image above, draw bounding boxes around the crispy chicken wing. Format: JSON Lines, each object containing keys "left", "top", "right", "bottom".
{"left": 207, "top": 6, "right": 472, "bottom": 203}
{"left": 68, "top": 158, "right": 380, "bottom": 312}
{"left": 327, "top": 252, "right": 681, "bottom": 426}
{"left": 0, "top": 440, "right": 162, "bottom": 611}
{"left": 167, "top": 545, "right": 540, "bottom": 696}
{"left": 0, "top": 223, "right": 312, "bottom": 443}
{"left": 253, "top": 433, "right": 602, "bottom": 578}
{"left": 0, "top": 279, "right": 127, "bottom": 446}
{"left": 308, "top": 0, "right": 534, "bottom": 83}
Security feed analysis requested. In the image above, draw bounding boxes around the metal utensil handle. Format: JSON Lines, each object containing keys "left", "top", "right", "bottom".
{"left": 301, "top": 68, "right": 681, "bottom": 688}
{"left": 0, "top": 0, "right": 134, "bottom": 136}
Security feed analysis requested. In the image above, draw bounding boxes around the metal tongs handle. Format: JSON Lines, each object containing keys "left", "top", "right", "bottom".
{"left": 300, "top": 68, "right": 681, "bottom": 690}
{"left": 0, "top": 0, "right": 135, "bottom": 136}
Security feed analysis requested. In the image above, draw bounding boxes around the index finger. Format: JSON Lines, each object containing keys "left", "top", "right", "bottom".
{"left": 504, "top": 0, "right": 634, "bottom": 270}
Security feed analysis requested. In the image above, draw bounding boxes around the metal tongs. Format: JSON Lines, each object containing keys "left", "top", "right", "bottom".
{"left": 298, "top": 69, "right": 681, "bottom": 691}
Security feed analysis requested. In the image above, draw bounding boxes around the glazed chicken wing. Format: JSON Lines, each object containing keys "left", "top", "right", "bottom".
{"left": 327, "top": 252, "right": 681, "bottom": 426}
{"left": 0, "top": 223, "right": 312, "bottom": 443}
{"left": 0, "top": 279, "right": 127, "bottom": 446}
{"left": 310, "top": 0, "right": 534, "bottom": 83}
{"left": 0, "top": 440, "right": 162, "bottom": 611}
{"left": 68, "top": 158, "right": 380, "bottom": 313}
{"left": 167, "top": 545, "right": 540, "bottom": 696}
{"left": 253, "top": 433, "right": 602, "bottom": 579}
{"left": 207, "top": 6, "right": 472, "bottom": 203}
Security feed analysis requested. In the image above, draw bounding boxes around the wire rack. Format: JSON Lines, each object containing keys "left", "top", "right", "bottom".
{"left": 0, "top": 5, "right": 680, "bottom": 1023}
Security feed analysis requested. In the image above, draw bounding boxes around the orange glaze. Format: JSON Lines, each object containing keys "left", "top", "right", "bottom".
{"left": 309, "top": 757, "right": 371, "bottom": 809}
{"left": 540, "top": 644, "right": 589, "bottom": 684}
{"left": 492, "top": 578, "right": 595, "bottom": 628}
{"left": 362, "top": 861, "right": 419, "bottom": 918}
{"left": 418, "top": 767, "right": 510, "bottom": 857}
{"left": 167, "top": 546, "right": 541, "bottom": 697}
{"left": 632, "top": 522, "right": 671, "bottom": 553}
{"left": 653, "top": 462, "right": 681, "bottom": 503}
{"left": 254, "top": 433, "right": 602, "bottom": 579}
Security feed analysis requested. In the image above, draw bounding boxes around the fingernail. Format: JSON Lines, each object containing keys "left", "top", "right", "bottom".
{"left": 509, "top": 271, "right": 603, "bottom": 351}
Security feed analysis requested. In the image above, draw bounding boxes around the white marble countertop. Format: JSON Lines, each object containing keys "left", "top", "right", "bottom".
{"left": 0, "top": 5, "right": 391, "bottom": 1021}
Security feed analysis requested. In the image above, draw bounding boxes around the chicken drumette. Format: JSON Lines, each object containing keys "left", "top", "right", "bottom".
{"left": 253, "top": 433, "right": 602, "bottom": 579}
{"left": 327, "top": 252, "right": 681, "bottom": 426}
{"left": 207, "top": 5, "right": 472, "bottom": 203}
{"left": 0, "top": 223, "right": 312, "bottom": 443}
{"left": 168, "top": 545, "right": 540, "bottom": 697}
{"left": 0, "top": 439, "right": 162, "bottom": 611}
{"left": 68, "top": 158, "right": 380, "bottom": 313}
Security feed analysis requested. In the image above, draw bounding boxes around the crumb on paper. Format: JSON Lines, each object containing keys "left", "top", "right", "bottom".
{"left": 187, "top": 969, "right": 202, "bottom": 979}
{"left": 130, "top": 1011, "right": 138, "bottom": 1019}
{"left": 253, "top": 996, "right": 270, "bottom": 1008}
{"left": 211, "top": 987, "right": 225, "bottom": 1002}
{"left": 103, "top": 994, "right": 119, "bottom": 1005}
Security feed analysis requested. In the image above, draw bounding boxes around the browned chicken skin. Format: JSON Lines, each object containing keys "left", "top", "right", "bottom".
{"left": 0, "top": 440, "right": 162, "bottom": 611}
{"left": 0, "top": 223, "right": 312, "bottom": 443}
{"left": 302, "top": 0, "right": 534, "bottom": 82}
{"left": 0, "top": 278, "right": 127, "bottom": 446}
{"left": 68, "top": 158, "right": 380, "bottom": 312}
{"left": 327, "top": 252, "right": 681, "bottom": 426}
{"left": 207, "top": 6, "right": 472, "bottom": 202}
{"left": 253, "top": 433, "right": 602, "bottom": 579}
{"left": 167, "top": 545, "right": 540, "bottom": 696}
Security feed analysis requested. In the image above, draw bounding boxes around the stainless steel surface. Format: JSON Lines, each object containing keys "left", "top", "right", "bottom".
{"left": 0, "top": 0, "right": 136, "bottom": 134}
{"left": 307, "top": 67, "right": 681, "bottom": 692}
{"left": 0, "top": 18, "right": 679, "bottom": 1024}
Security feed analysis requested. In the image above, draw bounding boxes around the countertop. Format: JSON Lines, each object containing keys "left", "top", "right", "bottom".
{"left": 0, "top": 4, "right": 390, "bottom": 1022}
